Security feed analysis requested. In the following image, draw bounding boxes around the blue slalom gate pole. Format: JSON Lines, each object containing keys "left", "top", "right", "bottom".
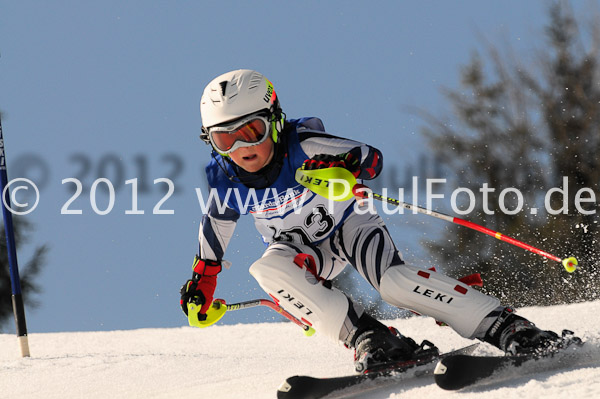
{"left": 0, "top": 114, "right": 30, "bottom": 357}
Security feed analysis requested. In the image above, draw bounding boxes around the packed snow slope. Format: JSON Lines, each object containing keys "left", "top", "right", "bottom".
{"left": 2, "top": 300, "right": 600, "bottom": 399}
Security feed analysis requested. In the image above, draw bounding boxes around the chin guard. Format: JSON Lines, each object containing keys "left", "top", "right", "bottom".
{"left": 187, "top": 299, "right": 227, "bottom": 328}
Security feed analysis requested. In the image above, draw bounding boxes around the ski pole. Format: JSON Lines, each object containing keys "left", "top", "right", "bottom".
{"left": 295, "top": 167, "right": 578, "bottom": 273}
{"left": 352, "top": 183, "right": 578, "bottom": 273}
{"left": 188, "top": 297, "right": 316, "bottom": 336}
{"left": 221, "top": 298, "right": 315, "bottom": 336}
{"left": 1, "top": 115, "right": 31, "bottom": 357}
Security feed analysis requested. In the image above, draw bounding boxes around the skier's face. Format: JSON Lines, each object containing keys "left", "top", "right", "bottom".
{"left": 229, "top": 136, "right": 275, "bottom": 173}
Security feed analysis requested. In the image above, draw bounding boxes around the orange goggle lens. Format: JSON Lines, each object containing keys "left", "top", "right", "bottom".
{"left": 209, "top": 118, "right": 268, "bottom": 153}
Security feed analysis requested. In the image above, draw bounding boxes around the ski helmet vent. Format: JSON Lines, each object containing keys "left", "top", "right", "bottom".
{"left": 201, "top": 69, "right": 282, "bottom": 128}
{"left": 248, "top": 72, "right": 264, "bottom": 91}
{"left": 219, "top": 81, "right": 228, "bottom": 95}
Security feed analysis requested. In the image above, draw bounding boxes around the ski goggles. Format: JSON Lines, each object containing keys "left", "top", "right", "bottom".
{"left": 205, "top": 113, "right": 271, "bottom": 155}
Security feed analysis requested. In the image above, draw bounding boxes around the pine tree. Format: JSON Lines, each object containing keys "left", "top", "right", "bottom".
{"left": 422, "top": 2, "right": 600, "bottom": 306}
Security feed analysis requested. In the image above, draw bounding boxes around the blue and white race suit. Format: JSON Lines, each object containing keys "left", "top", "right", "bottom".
{"left": 198, "top": 117, "right": 502, "bottom": 344}
{"left": 200, "top": 117, "right": 389, "bottom": 282}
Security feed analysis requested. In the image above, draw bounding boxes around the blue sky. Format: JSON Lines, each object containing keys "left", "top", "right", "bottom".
{"left": 0, "top": 1, "right": 587, "bottom": 333}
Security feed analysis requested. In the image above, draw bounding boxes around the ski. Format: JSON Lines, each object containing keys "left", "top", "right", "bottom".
{"left": 434, "top": 330, "right": 584, "bottom": 390}
{"left": 276, "top": 343, "right": 479, "bottom": 399}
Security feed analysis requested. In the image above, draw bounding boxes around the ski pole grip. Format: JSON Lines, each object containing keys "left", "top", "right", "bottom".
{"left": 352, "top": 184, "right": 371, "bottom": 199}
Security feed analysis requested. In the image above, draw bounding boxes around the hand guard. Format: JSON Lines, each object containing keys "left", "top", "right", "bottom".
{"left": 301, "top": 153, "right": 361, "bottom": 177}
{"left": 180, "top": 256, "right": 222, "bottom": 321}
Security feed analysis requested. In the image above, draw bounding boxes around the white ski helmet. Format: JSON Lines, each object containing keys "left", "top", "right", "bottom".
{"left": 200, "top": 69, "right": 282, "bottom": 129}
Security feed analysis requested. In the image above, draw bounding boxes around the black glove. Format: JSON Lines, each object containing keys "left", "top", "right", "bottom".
{"left": 301, "top": 153, "right": 361, "bottom": 177}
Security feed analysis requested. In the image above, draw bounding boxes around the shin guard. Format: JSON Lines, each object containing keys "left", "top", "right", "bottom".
{"left": 249, "top": 253, "right": 360, "bottom": 342}
{"left": 380, "top": 265, "right": 501, "bottom": 338}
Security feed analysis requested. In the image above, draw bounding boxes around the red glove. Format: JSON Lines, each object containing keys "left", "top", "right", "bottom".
{"left": 301, "top": 153, "right": 361, "bottom": 177}
{"left": 180, "top": 256, "right": 222, "bottom": 320}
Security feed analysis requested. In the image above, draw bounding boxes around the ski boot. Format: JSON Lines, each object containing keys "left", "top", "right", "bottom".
{"left": 483, "top": 308, "right": 566, "bottom": 356}
{"left": 351, "top": 313, "right": 438, "bottom": 373}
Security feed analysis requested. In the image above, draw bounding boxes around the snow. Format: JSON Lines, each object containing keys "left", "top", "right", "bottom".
{"left": 2, "top": 300, "right": 600, "bottom": 399}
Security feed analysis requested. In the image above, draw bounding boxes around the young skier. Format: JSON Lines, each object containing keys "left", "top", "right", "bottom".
{"left": 180, "top": 69, "right": 563, "bottom": 372}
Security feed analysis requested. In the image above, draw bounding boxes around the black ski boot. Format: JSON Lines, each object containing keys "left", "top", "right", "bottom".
{"left": 350, "top": 313, "right": 438, "bottom": 373}
{"left": 483, "top": 308, "right": 561, "bottom": 356}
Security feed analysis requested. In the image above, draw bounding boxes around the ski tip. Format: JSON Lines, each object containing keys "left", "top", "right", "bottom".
{"left": 433, "top": 360, "right": 446, "bottom": 376}
{"left": 433, "top": 358, "right": 458, "bottom": 390}
{"left": 277, "top": 379, "right": 293, "bottom": 394}
{"left": 276, "top": 376, "right": 298, "bottom": 399}
{"left": 433, "top": 355, "right": 474, "bottom": 391}
{"left": 276, "top": 375, "right": 319, "bottom": 399}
